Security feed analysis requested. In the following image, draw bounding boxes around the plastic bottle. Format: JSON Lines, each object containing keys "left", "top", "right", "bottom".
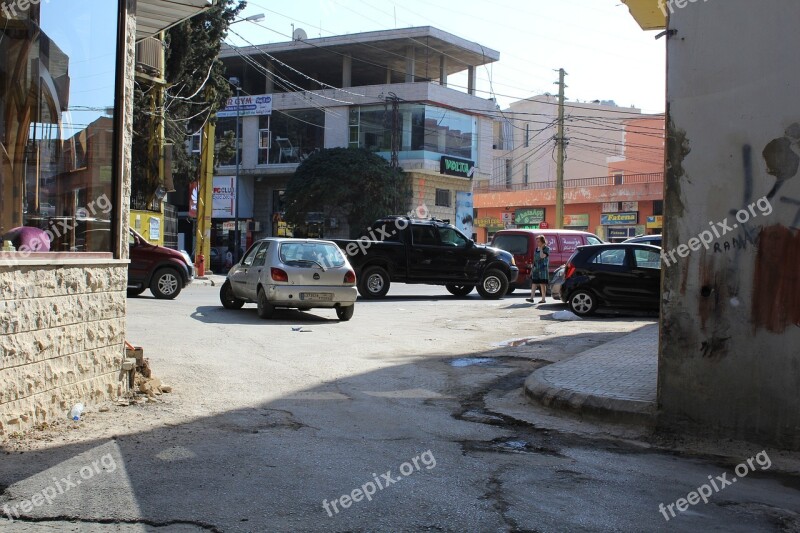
{"left": 68, "top": 403, "right": 84, "bottom": 421}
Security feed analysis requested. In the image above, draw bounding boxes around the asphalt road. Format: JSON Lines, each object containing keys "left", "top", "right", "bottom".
{"left": 1, "top": 283, "right": 799, "bottom": 532}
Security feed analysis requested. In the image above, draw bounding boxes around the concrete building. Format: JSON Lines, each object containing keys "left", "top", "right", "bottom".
{"left": 0, "top": 0, "right": 212, "bottom": 435}
{"left": 214, "top": 27, "right": 499, "bottom": 245}
{"left": 474, "top": 99, "right": 665, "bottom": 242}
{"left": 624, "top": 0, "right": 800, "bottom": 448}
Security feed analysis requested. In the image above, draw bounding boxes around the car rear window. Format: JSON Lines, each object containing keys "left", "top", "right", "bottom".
{"left": 492, "top": 234, "right": 529, "bottom": 254}
{"left": 280, "top": 242, "right": 345, "bottom": 268}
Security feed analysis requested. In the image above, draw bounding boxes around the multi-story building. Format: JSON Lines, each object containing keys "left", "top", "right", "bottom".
{"left": 475, "top": 96, "right": 665, "bottom": 242}
{"left": 213, "top": 26, "right": 499, "bottom": 247}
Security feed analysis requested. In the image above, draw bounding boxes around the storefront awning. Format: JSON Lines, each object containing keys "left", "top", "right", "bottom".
{"left": 136, "top": 0, "right": 214, "bottom": 42}
{"left": 621, "top": 0, "right": 666, "bottom": 30}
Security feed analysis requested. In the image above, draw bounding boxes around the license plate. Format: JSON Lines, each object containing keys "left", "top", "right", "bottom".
{"left": 300, "top": 292, "right": 333, "bottom": 301}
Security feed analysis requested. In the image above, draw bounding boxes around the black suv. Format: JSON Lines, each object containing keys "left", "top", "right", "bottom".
{"left": 333, "top": 217, "right": 519, "bottom": 299}
{"left": 560, "top": 243, "right": 661, "bottom": 316}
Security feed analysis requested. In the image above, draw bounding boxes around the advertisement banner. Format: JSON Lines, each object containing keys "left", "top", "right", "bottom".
{"left": 188, "top": 181, "right": 198, "bottom": 218}
{"left": 455, "top": 192, "right": 474, "bottom": 237}
{"left": 621, "top": 201, "right": 639, "bottom": 212}
{"left": 217, "top": 94, "right": 273, "bottom": 118}
{"left": 601, "top": 212, "right": 638, "bottom": 225}
{"left": 212, "top": 177, "right": 235, "bottom": 218}
{"left": 646, "top": 215, "right": 663, "bottom": 229}
{"left": 601, "top": 202, "right": 619, "bottom": 213}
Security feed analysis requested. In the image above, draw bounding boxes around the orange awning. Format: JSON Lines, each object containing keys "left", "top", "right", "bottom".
{"left": 621, "top": 0, "right": 666, "bottom": 31}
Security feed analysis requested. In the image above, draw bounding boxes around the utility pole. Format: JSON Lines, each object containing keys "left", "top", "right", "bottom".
{"left": 386, "top": 92, "right": 400, "bottom": 169}
{"left": 555, "top": 68, "right": 567, "bottom": 229}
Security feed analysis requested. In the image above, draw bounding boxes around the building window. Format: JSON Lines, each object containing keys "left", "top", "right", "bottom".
{"left": 613, "top": 172, "right": 623, "bottom": 185}
{"left": 435, "top": 189, "right": 451, "bottom": 207}
{"left": 505, "top": 159, "right": 513, "bottom": 187}
{"left": 653, "top": 200, "right": 664, "bottom": 216}
{"left": 523, "top": 163, "right": 529, "bottom": 186}
{"left": 257, "top": 109, "right": 325, "bottom": 165}
{"left": 525, "top": 123, "right": 530, "bottom": 148}
{"left": 350, "top": 103, "right": 477, "bottom": 161}
{"left": 0, "top": 1, "right": 122, "bottom": 253}
{"left": 216, "top": 117, "right": 242, "bottom": 166}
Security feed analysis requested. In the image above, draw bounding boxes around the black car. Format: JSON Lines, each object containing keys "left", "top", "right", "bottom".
{"left": 623, "top": 234, "right": 662, "bottom": 248}
{"left": 333, "top": 216, "right": 519, "bottom": 300}
{"left": 560, "top": 243, "right": 661, "bottom": 316}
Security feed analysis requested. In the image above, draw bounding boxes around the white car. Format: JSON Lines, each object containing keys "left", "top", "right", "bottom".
{"left": 219, "top": 238, "right": 357, "bottom": 321}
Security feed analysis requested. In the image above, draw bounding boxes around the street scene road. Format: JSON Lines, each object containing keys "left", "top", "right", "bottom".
{"left": 1, "top": 282, "right": 798, "bottom": 532}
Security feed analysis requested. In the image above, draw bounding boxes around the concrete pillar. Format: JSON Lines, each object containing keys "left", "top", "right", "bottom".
{"left": 342, "top": 54, "right": 352, "bottom": 88}
{"left": 439, "top": 55, "right": 447, "bottom": 86}
{"left": 386, "top": 66, "right": 392, "bottom": 84}
{"left": 405, "top": 46, "right": 415, "bottom": 83}
{"left": 264, "top": 60, "right": 274, "bottom": 93}
{"left": 467, "top": 66, "right": 476, "bottom": 95}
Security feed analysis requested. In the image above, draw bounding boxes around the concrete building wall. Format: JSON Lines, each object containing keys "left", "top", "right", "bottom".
{"left": 660, "top": 0, "right": 800, "bottom": 448}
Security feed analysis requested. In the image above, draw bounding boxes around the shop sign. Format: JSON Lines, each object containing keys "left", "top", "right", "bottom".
{"left": 539, "top": 221, "right": 550, "bottom": 229}
{"left": 515, "top": 208, "right": 545, "bottom": 225}
{"left": 440, "top": 156, "right": 476, "bottom": 178}
{"left": 217, "top": 94, "right": 272, "bottom": 118}
{"left": 564, "top": 214, "right": 589, "bottom": 227}
{"left": 606, "top": 227, "right": 633, "bottom": 240}
{"left": 602, "top": 202, "right": 619, "bottom": 213}
{"left": 647, "top": 215, "right": 663, "bottom": 229}
{"left": 621, "top": 201, "right": 639, "bottom": 212}
{"left": 475, "top": 217, "right": 503, "bottom": 229}
{"left": 601, "top": 212, "right": 638, "bottom": 225}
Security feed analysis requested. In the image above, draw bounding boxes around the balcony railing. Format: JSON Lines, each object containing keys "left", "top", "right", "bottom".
{"left": 474, "top": 172, "right": 663, "bottom": 193}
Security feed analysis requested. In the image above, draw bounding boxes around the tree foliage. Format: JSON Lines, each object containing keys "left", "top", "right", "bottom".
{"left": 283, "top": 148, "right": 411, "bottom": 237}
{"left": 131, "top": 0, "right": 245, "bottom": 200}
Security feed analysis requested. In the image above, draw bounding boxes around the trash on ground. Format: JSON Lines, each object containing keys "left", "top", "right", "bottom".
{"left": 552, "top": 310, "right": 582, "bottom": 321}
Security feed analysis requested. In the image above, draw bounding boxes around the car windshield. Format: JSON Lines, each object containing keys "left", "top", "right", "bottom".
{"left": 280, "top": 242, "right": 345, "bottom": 269}
{"left": 492, "top": 234, "right": 529, "bottom": 254}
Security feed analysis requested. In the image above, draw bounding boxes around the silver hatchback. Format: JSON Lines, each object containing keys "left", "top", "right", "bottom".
{"left": 219, "top": 238, "right": 358, "bottom": 321}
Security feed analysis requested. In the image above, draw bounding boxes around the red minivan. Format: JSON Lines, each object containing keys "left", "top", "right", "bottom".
{"left": 490, "top": 229, "right": 603, "bottom": 290}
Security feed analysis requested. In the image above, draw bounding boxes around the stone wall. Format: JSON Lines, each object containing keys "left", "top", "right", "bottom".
{"left": 0, "top": 261, "right": 127, "bottom": 435}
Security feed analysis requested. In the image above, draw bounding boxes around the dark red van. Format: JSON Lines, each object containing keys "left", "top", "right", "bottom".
{"left": 490, "top": 229, "right": 603, "bottom": 290}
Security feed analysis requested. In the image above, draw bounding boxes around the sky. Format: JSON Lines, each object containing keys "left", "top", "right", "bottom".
{"left": 228, "top": 0, "right": 667, "bottom": 114}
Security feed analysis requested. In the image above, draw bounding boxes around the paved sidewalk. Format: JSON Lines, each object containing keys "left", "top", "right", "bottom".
{"left": 524, "top": 324, "right": 658, "bottom": 424}
{"left": 192, "top": 273, "right": 227, "bottom": 287}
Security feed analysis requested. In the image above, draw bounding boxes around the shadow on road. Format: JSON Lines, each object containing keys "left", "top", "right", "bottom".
{"left": 190, "top": 305, "right": 342, "bottom": 325}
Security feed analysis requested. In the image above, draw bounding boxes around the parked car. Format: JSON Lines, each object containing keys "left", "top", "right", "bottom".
{"left": 624, "top": 234, "right": 662, "bottom": 248}
{"left": 490, "top": 229, "right": 603, "bottom": 292}
{"left": 331, "top": 216, "right": 519, "bottom": 300}
{"left": 128, "top": 229, "right": 193, "bottom": 299}
{"left": 560, "top": 243, "right": 661, "bottom": 316}
{"left": 220, "top": 238, "right": 357, "bottom": 321}
{"left": 550, "top": 264, "right": 566, "bottom": 300}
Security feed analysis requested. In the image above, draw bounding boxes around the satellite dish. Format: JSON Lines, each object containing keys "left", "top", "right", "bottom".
{"left": 293, "top": 28, "right": 307, "bottom": 41}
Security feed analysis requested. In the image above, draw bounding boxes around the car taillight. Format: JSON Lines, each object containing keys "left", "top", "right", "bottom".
{"left": 343, "top": 270, "right": 356, "bottom": 285}
{"left": 271, "top": 267, "right": 289, "bottom": 282}
{"left": 565, "top": 262, "right": 576, "bottom": 280}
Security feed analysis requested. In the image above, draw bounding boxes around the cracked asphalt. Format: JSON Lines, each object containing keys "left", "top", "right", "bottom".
{"left": 1, "top": 283, "right": 799, "bottom": 532}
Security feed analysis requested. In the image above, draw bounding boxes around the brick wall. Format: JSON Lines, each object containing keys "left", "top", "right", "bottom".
{"left": 0, "top": 262, "right": 127, "bottom": 435}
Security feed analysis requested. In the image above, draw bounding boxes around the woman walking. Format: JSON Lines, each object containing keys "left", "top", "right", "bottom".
{"left": 527, "top": 235, "right": 550, "bottom": 304}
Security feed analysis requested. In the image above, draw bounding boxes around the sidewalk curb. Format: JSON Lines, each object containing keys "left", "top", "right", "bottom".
{"left": 524, "top": 371, "right": 656, "bottom": 425}
{"left": 523, "top": 325, "right": 658, "bottom": 425}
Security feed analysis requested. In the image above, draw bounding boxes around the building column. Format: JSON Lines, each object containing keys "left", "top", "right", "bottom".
{"left": 439, "top": 55, "right": 447, "bottom": 86}
{"left": 342, "top": 54, "right": 352, "bottom": 88}
{"left": 386, "top": 66, "right": 392, "bottom": 84}
{"left": 405, "top": 46, "right": 415, "bottom": 83}
{"left": 264, "top": 60, "right": 274, "bottom": 93}
{"left": 467, "top": 65, "right": 476, "bottom": 95}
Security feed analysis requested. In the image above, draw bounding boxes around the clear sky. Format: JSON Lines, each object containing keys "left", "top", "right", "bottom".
{"left": 229, "top": 0, "right": 666, "bottom": 114}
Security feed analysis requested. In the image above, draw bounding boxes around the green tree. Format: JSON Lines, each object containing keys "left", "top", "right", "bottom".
{"left": 283, "top": 148, "right": 411, "bottom": 237}
{"left": 131, "top": 0, "right": 245, "bottom": 201}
